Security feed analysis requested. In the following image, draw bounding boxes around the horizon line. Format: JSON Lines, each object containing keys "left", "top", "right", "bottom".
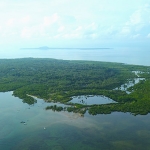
{"left": 20, "top": 47, "right": 113, "bottom": 50}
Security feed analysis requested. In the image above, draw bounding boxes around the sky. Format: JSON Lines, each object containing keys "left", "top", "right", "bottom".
{"left": 0, "top": 0, "right": 150, "bottom": 49}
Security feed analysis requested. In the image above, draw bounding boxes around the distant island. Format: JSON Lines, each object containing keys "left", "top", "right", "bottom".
{"left": 20, "top": 47, "right": 112, "bottom": 50}
{"left": 21, "top": 46, "right": 51, "bottom": 50}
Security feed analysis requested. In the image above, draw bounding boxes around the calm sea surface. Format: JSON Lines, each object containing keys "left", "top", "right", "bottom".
{"left": 1, "top": 47, "right": 150, "bottom": 66}
{"left": 0, "top": 47, "right": 150, "bottom": 149}
{"left": 1, "top": 92, "right": 150, "bottom": 150}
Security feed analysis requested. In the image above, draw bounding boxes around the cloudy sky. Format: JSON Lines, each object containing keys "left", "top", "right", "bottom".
{"left": 0, "top": 0, "right": 150, "bottom": 49}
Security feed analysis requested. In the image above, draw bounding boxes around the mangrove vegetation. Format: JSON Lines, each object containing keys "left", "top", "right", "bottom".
{"left": 0, "top": 58, "right": 150, "bottom": 115}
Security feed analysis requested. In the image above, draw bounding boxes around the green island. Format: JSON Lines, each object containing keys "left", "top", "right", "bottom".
{"left": 0, "top": 58, "right": 150, "bottom": 115}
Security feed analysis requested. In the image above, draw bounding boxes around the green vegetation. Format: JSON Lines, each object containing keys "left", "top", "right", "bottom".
{"left": 0, "top": 58, "right": 150, "bottom": 115}
{"left": 46, "top": 105, "right": 63, "bottom": 111}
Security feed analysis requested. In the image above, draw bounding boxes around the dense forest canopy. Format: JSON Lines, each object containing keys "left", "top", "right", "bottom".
{"left": 0, "top": 58, "right": 150, "bottom": 115}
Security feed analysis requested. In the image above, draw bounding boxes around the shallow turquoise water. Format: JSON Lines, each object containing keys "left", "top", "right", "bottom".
{"left": 1, "top": 92, "right": 150, "bottom": 150}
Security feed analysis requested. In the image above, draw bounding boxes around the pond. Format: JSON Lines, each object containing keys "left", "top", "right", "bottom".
{"left": 69, "top": 95, "right": 117, "bottom": 105}
{"left": 1, "top": 92, "right": 150, "bottom": 150}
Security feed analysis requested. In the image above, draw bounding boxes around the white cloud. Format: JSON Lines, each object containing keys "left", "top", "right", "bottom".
{"left": 57, "top": 26, "right": 65, "bottom": 32}
{"left": 117, "top": 4, "right": 150, "bottom": 40}
{"left": 0, "top": 0, "right": 150, "bottom": 47}
{"left": 62, "top": 33, "right": 81, "bottom": 39}
{"left": 21, "top": 16, "right": 31, "bottom": 24}
{"left": 90, "top": 33, "right": 98, "bottom": 39}
{"left": 21, "top": 27, "right": 32, "bottom": 38}
{"left": 6, "top": 18, "right": 15, "bottom": 26}
{"left": 120, "top": 27, "right": 130, "bottom": 36}
{"left": 86, "top": 22, "right": 98, "bottom": 31}
{"left": 43, "top": 13, "right": 59, "bottom": 26}
{"left": 75, "top": 26, "right": 82, "bottom": 31}
{"left": 132, "top": 34, "right": 140, "bottom": 39}
{"left": 147, "top": 33, "right": 150, "bottom": 38}
{"left": 54, "top": 34, "right": 61, "bottom": 39}
{"left": 127, "top": 10, "right": 142, "bottom": 26}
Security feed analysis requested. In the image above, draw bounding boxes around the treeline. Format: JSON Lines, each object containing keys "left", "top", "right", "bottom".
{"left": 0, "top": 58, "right": 136, "bottom": 103}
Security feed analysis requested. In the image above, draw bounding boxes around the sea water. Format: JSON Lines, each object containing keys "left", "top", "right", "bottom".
{"left": 1, "top": 47, "right": 150, "bottom": 66}
{"left": 1, "top": 92, "right": 150, "bottom": 149}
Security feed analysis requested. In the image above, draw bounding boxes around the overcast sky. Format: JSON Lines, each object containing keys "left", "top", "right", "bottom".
{"left": 0, "top": 0, "right": 150, "bottom": 49}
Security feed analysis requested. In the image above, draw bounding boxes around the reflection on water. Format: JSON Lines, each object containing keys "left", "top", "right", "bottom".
{"left": 70, "top": 95, "right": 117, "bottom": 105}
{"left": 114, "top": 71, "right": 146, "bottom": 94}
{"left": 1, "top": 92, "right": 150, "bottom": 150}
{"left": 115, "top": 78, "right": 145, "bottom": 94}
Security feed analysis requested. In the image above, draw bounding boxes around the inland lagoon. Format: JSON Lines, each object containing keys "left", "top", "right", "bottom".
{"left": 69, "top": 95, "right": 116, "bottom": 105}
{"left": 1, "top": 92, "right": 150, "bottom": 150}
